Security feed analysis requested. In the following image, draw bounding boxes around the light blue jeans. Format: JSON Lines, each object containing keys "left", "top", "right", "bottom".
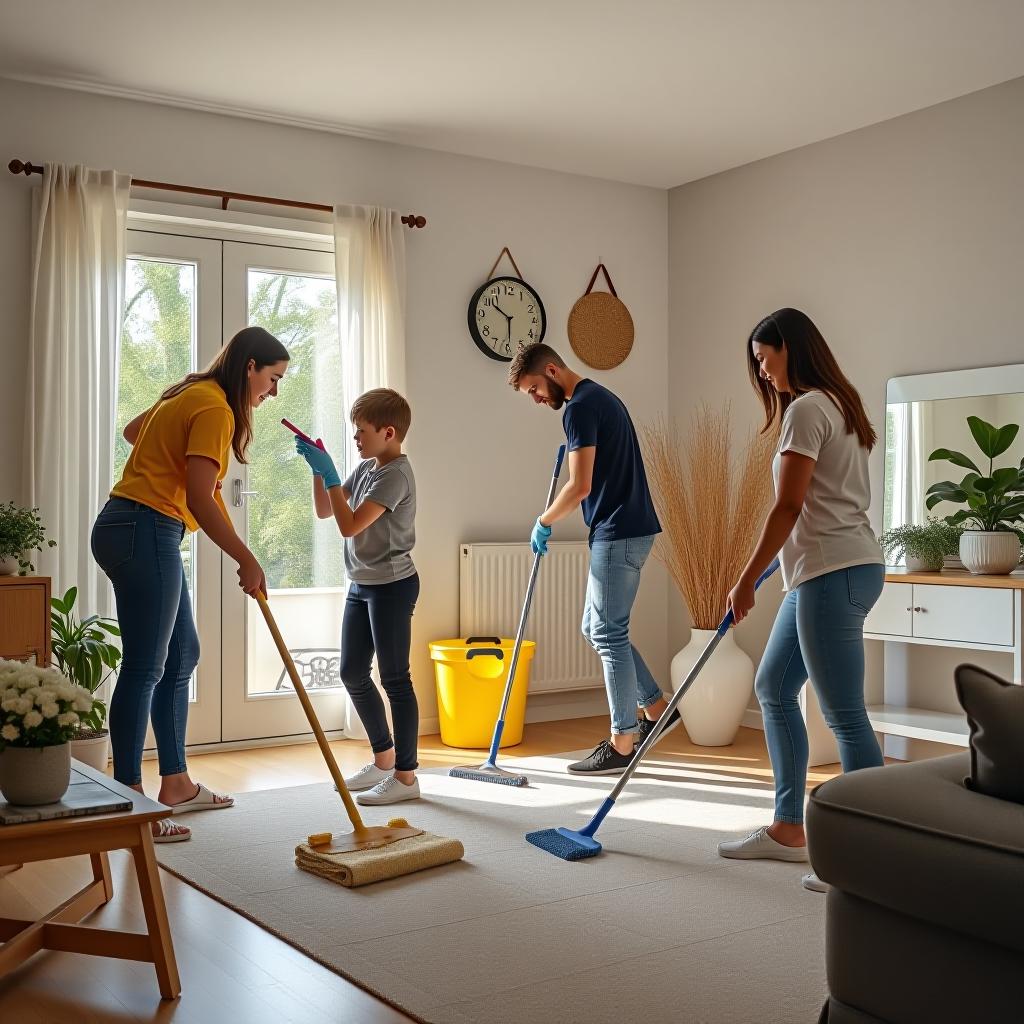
{"left": 756, "top": 562, "right": 885, "bottom": 824}
{"left": 582, "top": 535, "right": 663, "bottom": 735}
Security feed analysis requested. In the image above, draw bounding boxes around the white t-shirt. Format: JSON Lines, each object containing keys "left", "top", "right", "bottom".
{"left": 774, "top": 390, "right": 883, "bottom": 591}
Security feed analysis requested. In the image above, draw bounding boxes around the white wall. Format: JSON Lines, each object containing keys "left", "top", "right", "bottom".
{"left": 668, "top": 75, "right": 1024, "bottom": 741}
{"left": 0, "top": 77, "right": 669, "bottom": 733}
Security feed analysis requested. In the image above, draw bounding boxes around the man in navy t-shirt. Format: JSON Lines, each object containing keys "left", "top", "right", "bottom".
{"left": 509, "top": 343, "right": 677, "bottom": 775}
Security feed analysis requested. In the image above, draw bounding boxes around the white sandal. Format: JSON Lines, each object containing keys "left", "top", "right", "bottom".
{"left": 153, "top": 818, "right": 191, "bottom": 844}
{"left": 168, "top": 781, "right": 234, "bottom": 815}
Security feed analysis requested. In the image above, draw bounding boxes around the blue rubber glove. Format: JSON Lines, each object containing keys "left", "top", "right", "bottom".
{"left": 295, "top": 438, "right": 341, "bottom": 490}
{"left": 531, "top": 517, "right": 552, "bottom": 555}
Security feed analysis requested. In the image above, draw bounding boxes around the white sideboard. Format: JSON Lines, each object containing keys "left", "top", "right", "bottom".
{"left": 802, "top": 568, "right": 1023, "bottom": 766}
{"left": 863, "top": 568, "right": 1023, "bottom": 746}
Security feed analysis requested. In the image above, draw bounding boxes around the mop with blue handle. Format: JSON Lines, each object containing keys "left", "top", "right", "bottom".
{"left": 449, "top": 444, "right": 566, "bottom": 787}
{"left": 525, "top": 558, "right": 781, "bottom": 860}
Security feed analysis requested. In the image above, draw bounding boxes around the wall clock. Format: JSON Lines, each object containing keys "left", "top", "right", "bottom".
{"left": 467, "top": 249, "right": 546, "bottom": 362}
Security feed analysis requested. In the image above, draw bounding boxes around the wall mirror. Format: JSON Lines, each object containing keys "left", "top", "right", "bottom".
{"left": 883, "top": 364, "right": 1024, "bottom": 552}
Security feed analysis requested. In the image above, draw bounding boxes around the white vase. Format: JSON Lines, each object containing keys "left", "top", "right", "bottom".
{"left": 70, "top": 731, "right": 110, "bottom": 772}
{"left": 0, "top": 555, "right": 20, "bottom": 576}
{"left": 672, "top": 628, "right": 755, "bottom": 746}
{"left": 0, "top": 743, "right": 71, "bottom": 805}
{"left": 959, "top": 531, "right": 1021, "bottom": 575}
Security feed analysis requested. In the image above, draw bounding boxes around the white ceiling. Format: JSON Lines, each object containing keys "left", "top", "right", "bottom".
{"left": 2, "top": 0, "right": 1024, "bottom": 189}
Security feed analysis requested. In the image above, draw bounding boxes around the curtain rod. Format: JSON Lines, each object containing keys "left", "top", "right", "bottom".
{"left": 7, "top": 159, "right": 427, "bottom": 228}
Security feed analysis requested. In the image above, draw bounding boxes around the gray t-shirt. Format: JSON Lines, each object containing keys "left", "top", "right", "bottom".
{"left": 342, "top": 455, "right": 417, "bottom": 585}
{"left": 774, "top": 390, "right": 883, "bottom": 591}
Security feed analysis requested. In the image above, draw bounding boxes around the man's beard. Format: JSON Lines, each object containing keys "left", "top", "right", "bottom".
{"left": 546, "top": 380, "right": 566, "bottom": 410}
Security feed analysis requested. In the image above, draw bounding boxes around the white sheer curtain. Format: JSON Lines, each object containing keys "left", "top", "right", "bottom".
{"left": 24, "top": 164, "right": 130, "bottom": 620}
{"left": 332, "top": 204, "right": 407, "bottom": 736}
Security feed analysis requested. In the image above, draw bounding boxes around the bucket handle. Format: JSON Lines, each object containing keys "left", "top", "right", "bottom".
{"left": 466, "top": 648, "right": 504, "bottom": 661}
{"left": 466, "top": 636, "right": 501, "bottom": 645}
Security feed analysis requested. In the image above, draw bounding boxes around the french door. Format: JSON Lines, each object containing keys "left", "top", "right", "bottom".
{"left": 120, "top": 228, "right": 351, "bottom": 748}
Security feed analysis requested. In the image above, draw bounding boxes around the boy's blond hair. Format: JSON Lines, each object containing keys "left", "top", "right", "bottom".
{"left": 350, "top": 388, "right": 412, "bottom": 441}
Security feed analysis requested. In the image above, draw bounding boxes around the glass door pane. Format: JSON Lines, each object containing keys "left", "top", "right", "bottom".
{"left": 221, "top": 242, "right": 351, "bottom": 742}
{"left": 117, "top": 231, "right": 223, "bottom": 747}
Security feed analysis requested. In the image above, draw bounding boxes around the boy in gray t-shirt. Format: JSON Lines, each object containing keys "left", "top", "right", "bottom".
{"left": 295, "top": 388, "right": 422, "bottom": 807}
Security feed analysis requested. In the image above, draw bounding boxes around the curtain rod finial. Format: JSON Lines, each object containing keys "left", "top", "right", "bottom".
{"left": 401, "top": 214, "right": 426, "bottom": 229}
{"left": 8, "top": 159, "right": 37, "bottom": 176}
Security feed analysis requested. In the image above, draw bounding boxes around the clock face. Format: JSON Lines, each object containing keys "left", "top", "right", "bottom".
{"left": 468, "top": 276, "right": 546, "bottom": 362}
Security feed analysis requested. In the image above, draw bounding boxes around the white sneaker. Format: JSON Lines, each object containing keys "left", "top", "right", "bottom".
{"left": 356, "top": 776, "right": 420, "bottom": 806}
{"left": 717, "top": 825, "right": 809, "bottom": 862}
{"left": 334, "top": 763, "right": 393, "bottom": 793}
{"left": 802, "top": 872, "right": 830, "bottom": 893}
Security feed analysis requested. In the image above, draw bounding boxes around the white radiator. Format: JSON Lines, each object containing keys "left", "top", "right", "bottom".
{"left": 459, "top": 542, "right": 602, "bottom": 693}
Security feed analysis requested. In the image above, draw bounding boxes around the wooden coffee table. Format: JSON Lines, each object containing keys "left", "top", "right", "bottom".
{"left": 0, "top": 759, "right": 180, "bottom": 999}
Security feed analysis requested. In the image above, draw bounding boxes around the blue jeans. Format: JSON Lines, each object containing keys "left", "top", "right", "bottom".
{"left": 91, "top": 498, "right": 199, "bottom": 786}
{"left": 582, "top": 535, "right": 663, "bottom": 735}
{"left": 756, "top": 563, "right": 885, "bottom": 824}
{"left": 340, "top": 574, "right": 420, "bottom": 772}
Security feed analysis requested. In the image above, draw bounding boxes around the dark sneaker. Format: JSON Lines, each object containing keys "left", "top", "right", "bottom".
{"left": 637, "top": 708, "right": 681, "bottom": 745}
{"left": 567, "top": 740, "right": 637, "bottom": 776}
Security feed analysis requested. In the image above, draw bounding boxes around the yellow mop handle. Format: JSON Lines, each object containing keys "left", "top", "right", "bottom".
{"left": 256, "top": 592, "right": 367, "bottom": 833}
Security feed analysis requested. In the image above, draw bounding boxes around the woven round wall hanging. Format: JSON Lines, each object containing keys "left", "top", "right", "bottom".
{"left": 567, "top": 264, "right": 634, "bottom": 370}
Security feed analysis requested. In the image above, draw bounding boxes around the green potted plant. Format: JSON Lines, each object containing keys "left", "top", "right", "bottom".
{"left": 927, "top": 416, "right": 1024, "bottom": 575}
{"left": 50, "top": 587, "right": 122, "bottom": 771}
{"left": 0, "top": 658, "right": 104, "bottom": 805}
{"left": 0, "top": 502, "right": 57, "bottom": 575}
{"left": 879, "top": 518, "right": 964, "bottom": 572}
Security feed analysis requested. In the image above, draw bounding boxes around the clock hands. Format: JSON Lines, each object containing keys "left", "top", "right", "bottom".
{"left": 493, "top": 299, "right": 513, "bottom": 347}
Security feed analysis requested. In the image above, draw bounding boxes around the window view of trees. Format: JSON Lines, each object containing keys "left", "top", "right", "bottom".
{"left": 116, "top": 258, "right": 346, "bottom": 594}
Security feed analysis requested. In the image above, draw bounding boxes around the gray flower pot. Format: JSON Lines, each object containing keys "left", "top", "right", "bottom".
{"left": 0, "top": 743, "right": 71, "bottom": 805}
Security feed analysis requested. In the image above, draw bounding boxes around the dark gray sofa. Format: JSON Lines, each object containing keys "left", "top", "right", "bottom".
{"left": 807, "top": 753, "right": 1024, "bottom": 1024}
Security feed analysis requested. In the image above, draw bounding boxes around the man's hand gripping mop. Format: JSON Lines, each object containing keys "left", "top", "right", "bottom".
{"left": 449, "top": 445, "right": 566, "bottom": 787}
{"left": 258, "top": 594, "right": 463, "bottom": 887}
{"left": 526, "top": 558, "right": 780, "bottom": 860}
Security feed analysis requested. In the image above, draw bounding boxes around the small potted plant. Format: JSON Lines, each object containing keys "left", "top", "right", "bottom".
{"left": 51, "top": 587, "right": 122, "bottom": 771}
{"left": 927, "top": 416, "right": 1024, "bottom": 575}
{"left": 0, "top": 659, "right": 104, "bottom": 805}
{"left": 0, "top": 501, "right": 57, "bottom": 575}
{"left": 879, "top": 518, "right": 964, "bottom": 572}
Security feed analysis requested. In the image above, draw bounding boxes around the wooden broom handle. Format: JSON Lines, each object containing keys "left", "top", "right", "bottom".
{"left": 256, "top": 592, "right": 368, "bottom": 833}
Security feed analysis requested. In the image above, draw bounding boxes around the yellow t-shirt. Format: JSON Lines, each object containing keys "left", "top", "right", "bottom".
{"left": 112, "top": 378, "right": 234, "bottom": 532}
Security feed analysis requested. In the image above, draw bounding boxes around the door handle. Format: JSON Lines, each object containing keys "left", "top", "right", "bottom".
{"left": 232, "top": 479, "right": 259, "bottom": 507}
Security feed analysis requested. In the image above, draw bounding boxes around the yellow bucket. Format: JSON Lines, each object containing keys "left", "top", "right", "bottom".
{"left": 429, "top": 637, "right": 536, "bottom": 749}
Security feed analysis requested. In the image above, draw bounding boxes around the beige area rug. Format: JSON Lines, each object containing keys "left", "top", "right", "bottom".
{"left": 157, "top": 750, "right": 828, "bottom": 1024}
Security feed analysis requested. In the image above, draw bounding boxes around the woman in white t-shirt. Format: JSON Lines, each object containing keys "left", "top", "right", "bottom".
{"left": 717, "top": 308, "right": 884, "bottom": 892}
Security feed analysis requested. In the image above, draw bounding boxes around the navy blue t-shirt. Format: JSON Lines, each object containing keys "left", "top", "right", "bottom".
{"left": 561, "top": 379, "right": 661, "bottom": 545}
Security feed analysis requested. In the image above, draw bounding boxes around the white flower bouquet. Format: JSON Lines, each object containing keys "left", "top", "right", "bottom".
{"left": 0, "top": 658, "right": 104, "bottom": 750}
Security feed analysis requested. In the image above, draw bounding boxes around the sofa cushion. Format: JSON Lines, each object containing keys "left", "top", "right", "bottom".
{"left": 955, "top": 663, "right": 1024, "bottom": 805}
{"left": 806, "top": 753, "right": 1024, "bottom": 954}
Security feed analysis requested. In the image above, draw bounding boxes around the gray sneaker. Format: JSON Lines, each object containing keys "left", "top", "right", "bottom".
{"left": 356, "top": 775, "right": 421, "bottom": 806}
{"left": 334, "top": 763, "right": 393, "bottom": 793}
{"left": 717, "top": 825, "right": 809, "bottom": 862}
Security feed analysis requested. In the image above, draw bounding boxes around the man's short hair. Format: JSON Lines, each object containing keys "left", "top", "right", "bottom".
{"left": 507, "top": 343, "right": 566, "bottom": 390}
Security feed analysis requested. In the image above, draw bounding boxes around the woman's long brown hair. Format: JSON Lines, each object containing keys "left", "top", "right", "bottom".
{"left": 746, "top": 308, "right": 876, "bottom": 450}
{"left": 161, "top": 326, "right": 289, "bottom": 462}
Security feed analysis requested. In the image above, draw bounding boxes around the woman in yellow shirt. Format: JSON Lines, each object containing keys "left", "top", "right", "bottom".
{"left": 91, "top": 326, "right": 289, "bottom": 843}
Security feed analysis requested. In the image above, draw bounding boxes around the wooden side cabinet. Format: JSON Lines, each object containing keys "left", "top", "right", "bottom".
{"left": 0, "top": 576, "right": 51, "bottom": 667}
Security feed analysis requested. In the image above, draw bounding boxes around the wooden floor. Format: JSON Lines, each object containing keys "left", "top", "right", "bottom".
{"left": 0, "top": 720, "right": 840, "bottom": 1023}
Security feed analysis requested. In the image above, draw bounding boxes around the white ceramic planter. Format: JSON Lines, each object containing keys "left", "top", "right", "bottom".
{"left": 0, "top": 743, "right": 71, "bottom": 805}
{"left": 959, "top": 531, "right": 1022, "bottom": 575}
{"left": 672, "top": 628, "right": 755, "bottom": 746}
{"left": 0, "top": 555, "right": 20, "bottom": 576}
{"left": 70, "top": 731, "right": 110, "bottom": 772}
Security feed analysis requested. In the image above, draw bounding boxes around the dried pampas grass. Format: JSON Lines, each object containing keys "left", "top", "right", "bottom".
{"left": 641, "top": 404, "right": 777, "bottom": 630}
